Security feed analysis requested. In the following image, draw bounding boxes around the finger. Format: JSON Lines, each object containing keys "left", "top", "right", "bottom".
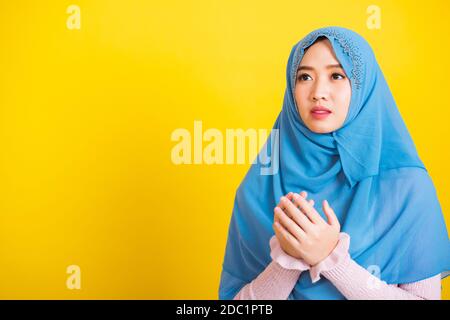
{"left": 280, "top": 195, "right": 298, "bottom": 214}
{"left": 273, "top": 220, "right": 299, "bottom": 247}
{"left": 278, "top": 193, "right": 295, "bottom": 210}
{"left": 292, "top": 193, "right": 324, "bottom": 225}
{"left": 287, "top": 191, "right": 307, "bottom": 202}
{"left": 281, "top": 194, "right": 312, "bottom": 221}
{"left": 274, "top": 206, "right": 307, "bottom": 242}
{"left": 279, "top": 196, "right": 313, "bottom": 234}
{"left": 275, "top": 206, "right": 307, "bottom": 240}
{"left": 285, "top": 192, "right": 315, "bottom": 211}
{"left": 288, "top": 190, "right": 315, "bottom": 207}
{"left": 323, "top": 200, "right": 340, "bottom": 227}
{"left": 286, "top": 192, "right": 306, "bottom": 210}
{"left": 287, "top": 193, "right": 315, "bottom": 211}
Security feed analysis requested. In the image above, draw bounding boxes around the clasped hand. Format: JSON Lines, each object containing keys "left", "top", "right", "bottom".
{"left": 272, "top": 191, "right": 341, "bottom": 267}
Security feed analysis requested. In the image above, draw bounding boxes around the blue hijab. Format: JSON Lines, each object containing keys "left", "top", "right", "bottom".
{"left": 218, "top": 26, "right": 450, "bottom": 300}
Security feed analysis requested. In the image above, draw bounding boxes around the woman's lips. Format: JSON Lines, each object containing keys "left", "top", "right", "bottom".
{"left": 311, "top": 110, "right": 331, "bottom": 120}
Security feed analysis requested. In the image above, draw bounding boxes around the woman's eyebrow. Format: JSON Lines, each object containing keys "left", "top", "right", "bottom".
{"left": 297, "top": 64, "right": 343, "bottom": 72}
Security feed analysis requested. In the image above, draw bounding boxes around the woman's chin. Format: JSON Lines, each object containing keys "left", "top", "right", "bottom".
{"left": 306, "top": 122, "right": 334, "bottom": 134}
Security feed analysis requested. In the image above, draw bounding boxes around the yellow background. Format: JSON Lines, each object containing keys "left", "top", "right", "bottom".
{"left": 0, "top": 0, "right": 449, "bottom": 299}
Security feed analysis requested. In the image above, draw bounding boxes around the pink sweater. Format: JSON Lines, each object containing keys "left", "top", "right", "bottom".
{"left": 233, "top": 232, "right": 442, "bottom": 300}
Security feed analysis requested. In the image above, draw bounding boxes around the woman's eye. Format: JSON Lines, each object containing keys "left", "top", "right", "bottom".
{"left": 297, "top": 73, "right": 312, "bottom": 81}
{"left": 332, "top": 73, "right": 345, "bottom": 80}
{"left": 297, "top": 73, "right": 345, "bottom": 81}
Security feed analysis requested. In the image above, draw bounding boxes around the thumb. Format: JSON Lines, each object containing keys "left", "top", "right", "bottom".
{"left": 323, "top": 200, "right": 339, "bottom": 227}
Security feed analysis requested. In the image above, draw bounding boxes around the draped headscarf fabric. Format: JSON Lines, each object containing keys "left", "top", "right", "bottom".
{"left": 218, "top": 26, "right": 450, "bottom": 300}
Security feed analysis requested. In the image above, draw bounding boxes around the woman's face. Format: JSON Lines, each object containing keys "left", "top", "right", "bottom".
{"left": 294, "top": 38, "right": 352, "bottom": 134}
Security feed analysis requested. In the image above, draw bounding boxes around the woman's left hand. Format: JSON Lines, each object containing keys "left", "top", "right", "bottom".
{"left": 273, "top": 192, "right": 341, "bottom": 267}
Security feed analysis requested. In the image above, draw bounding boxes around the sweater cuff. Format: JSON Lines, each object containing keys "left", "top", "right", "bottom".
{"left": 269, "top": 235, "right": 310, "bottom": 271}
{"left": 309, "top": 232, "right": 351, "bottom": 283}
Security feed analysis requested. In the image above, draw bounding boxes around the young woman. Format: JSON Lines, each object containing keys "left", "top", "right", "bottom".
{"left": 218, "top": 26, "right": 450, "bottom": 300}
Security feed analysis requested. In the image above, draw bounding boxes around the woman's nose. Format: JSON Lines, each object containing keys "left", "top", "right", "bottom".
{"left": 311, "top": 81, "right": 330, "bottom": 101}
{"left": 312, "top": 91, "right": 329, "bottom": 101}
